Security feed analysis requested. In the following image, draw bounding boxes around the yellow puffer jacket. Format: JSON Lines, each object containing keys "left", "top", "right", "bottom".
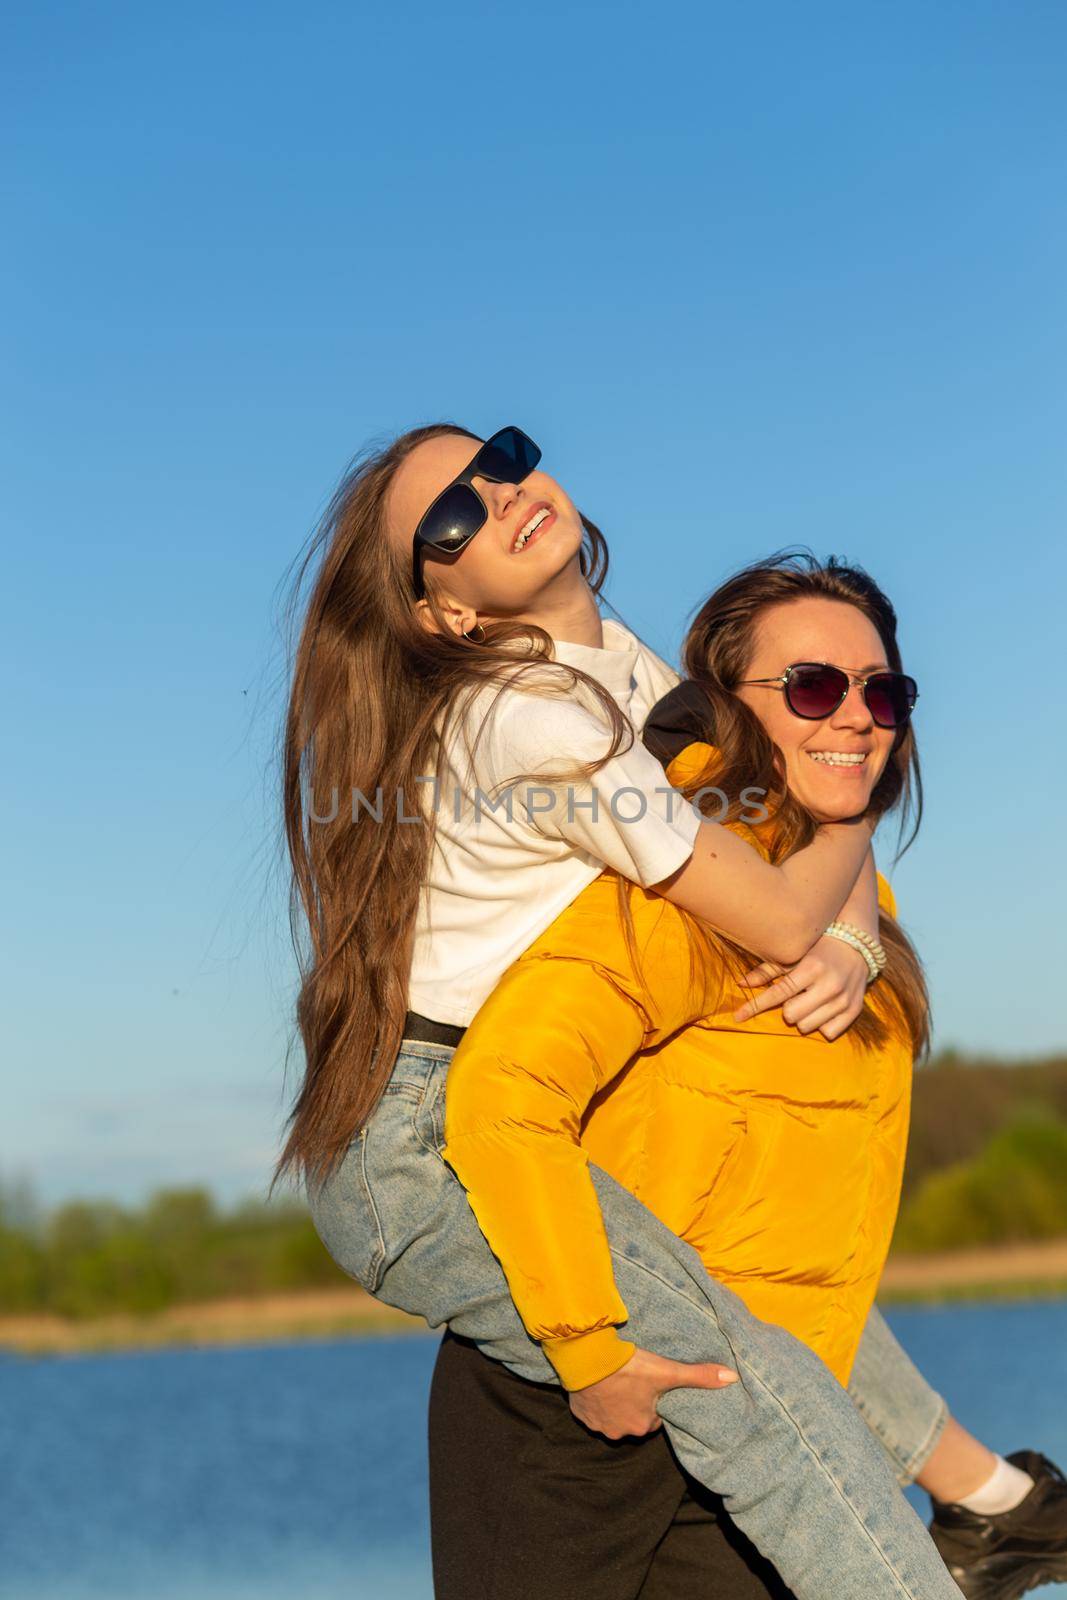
{"left": 442, "top": 743, "right": 913, "bottom": 1392}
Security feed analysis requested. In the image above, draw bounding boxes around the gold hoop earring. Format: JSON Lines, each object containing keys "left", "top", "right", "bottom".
{"left": 462, "top": 622, "right": 486, "bottom": 643}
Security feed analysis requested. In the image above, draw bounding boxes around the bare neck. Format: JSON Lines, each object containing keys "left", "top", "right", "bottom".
{"left": 503, "top": 568, "right": 605, "bottom": 648}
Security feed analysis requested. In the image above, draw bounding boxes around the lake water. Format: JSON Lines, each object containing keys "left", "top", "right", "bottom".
{"left": 3, "top": 1301, "right": 1067, "bottom": 1600}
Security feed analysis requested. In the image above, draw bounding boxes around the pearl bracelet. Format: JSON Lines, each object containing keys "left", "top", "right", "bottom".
{"left": 823, "top": 921, "right": 887, "bottom": 985}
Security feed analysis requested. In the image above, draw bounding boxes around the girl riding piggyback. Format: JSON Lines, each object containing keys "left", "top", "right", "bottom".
{"left": 275, "top": 423, "right": 962, "bottom": 1600}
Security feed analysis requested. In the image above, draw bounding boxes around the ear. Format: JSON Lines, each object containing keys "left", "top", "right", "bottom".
{"left": 414, "top": 591, "right": 478, "bottom": 641}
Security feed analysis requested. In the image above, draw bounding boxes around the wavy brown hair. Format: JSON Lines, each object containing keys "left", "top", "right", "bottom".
{"left": 274, "top": 424, "right": 631, "bottom": 1187}
{"left": 665, "top": 550, "right": 929, "bottom": 1056}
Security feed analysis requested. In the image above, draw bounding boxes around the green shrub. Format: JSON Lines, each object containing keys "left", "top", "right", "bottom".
{"left": 894, "top": 1114, "right": 1067, "bottom": 1253}
{"left": 0, "top": 1228, "right": 46, "bottom": 1312}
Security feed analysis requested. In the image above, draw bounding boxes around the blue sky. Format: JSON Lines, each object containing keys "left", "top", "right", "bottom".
{"left": 4, "top": 0, "right": 1066, "bottom": 1205}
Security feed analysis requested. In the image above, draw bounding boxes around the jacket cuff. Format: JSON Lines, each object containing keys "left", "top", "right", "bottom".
{"left": 541, "top": 1326, "right": 637, "bottom": 1391}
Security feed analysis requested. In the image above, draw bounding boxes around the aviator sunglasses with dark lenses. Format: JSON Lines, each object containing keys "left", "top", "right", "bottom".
{"left": 411, "top": 426, "right": 542, "bottom": 597}
{"left": 739, "top": 662, "right": 919, "bottom": 729}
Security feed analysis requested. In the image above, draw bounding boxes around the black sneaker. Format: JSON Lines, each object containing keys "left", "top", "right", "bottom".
{"left": 929, "top": 1450, "right": 1067, "bottom": 1600}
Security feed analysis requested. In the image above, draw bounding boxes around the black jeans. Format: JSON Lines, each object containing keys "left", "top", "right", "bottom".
{"left": 428, "top": 1330, "right": 794, "bottom": 1600}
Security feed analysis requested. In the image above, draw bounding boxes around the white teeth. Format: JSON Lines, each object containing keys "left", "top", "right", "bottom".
{"left": 806, "top": 751, "right": 868, "bottom": 767}
{"left": 513, "top": 508, "right": 551, "bottom": 550}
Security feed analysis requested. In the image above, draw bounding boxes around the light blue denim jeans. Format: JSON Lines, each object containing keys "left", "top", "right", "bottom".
{"left": 308, "top": 1042, "right": 961, "bottom": 1600}
{"left": 849, "top": 1298, "right": 949, "bottom": 1487}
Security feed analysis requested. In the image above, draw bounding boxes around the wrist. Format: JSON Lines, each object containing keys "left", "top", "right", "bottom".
{"left": 823, "top": 921, "right": 886, "bottom": 984}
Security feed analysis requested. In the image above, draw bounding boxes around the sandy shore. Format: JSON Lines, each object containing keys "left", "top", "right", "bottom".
{"left": 879, "top": 1238, "right": 1067, "bottom": 1301}
{"left": 4, "top": 1241, "right": 1066, "bottom": 1357}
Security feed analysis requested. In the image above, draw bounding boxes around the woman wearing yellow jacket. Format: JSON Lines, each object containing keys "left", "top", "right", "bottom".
{"left": 433, "top": 558, "right": 1063, "bottom": 1600}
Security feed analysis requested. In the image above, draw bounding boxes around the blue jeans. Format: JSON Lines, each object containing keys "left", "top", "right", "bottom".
{"left": 308, "top": 1042, "right": 960, "bottom": 1600}
{"left": 849, "top": 1300, "right": 949, "bottom": 1487}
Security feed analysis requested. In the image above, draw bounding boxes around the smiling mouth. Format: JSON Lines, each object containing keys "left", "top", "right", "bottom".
{"left": 805, "top": 751, "right": 869, "bottom": 769}
{"left": 511, "top": 505, "right": 555, "bottom": 553}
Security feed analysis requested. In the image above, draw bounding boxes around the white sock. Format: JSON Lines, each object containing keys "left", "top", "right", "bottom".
{"left": 956, "top": 1455, "right": 1035, "bottom": 1516}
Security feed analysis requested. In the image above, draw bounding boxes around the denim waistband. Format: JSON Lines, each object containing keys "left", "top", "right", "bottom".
{"left": 387, "top": 1037, "right": 457, "bottom": 1091}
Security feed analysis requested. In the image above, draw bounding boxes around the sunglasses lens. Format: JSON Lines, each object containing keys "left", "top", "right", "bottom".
{"left": 476, "top": 427, "right": 541, "bottom": 483}
{"left": 865, "top": 673, "right": 917, "bottom": 728}
{"left": 786, "top": 665, "right": 848, "bottom": 719}
{"left": 418, "top": 482, "right": 486, "bottom": 553}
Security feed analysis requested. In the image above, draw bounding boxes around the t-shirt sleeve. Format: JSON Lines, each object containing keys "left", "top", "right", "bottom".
{"left": 486, "top": 693, "right": 701, "bottom": 889}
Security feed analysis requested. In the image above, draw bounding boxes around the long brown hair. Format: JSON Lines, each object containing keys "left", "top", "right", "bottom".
{"left": 275, "top": 424, "right": 630, "bottom": 1187}
{"left": 664, "top": 551, "right": 929, "bottom": 1055}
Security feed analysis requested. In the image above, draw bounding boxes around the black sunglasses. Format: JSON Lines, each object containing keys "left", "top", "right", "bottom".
{"left": 739, "top": 662, "right": 919, "bottom": 729}
{"left": 410, "top": 426, "right": 542, "bottom": 598}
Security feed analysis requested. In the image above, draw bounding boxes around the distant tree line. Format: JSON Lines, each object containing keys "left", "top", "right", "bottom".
{"left": 894, "top": 1050, "right": 1067, "bottom": 1252}
{"left": 2, "top": 1052, "right": 1067, "bottom": 1318}
{"left": 0, "top": 1187, "right": 341, "bottom": 1319}
{"left": 903, "top": 1051, "right": 1067, "bottom": 1196}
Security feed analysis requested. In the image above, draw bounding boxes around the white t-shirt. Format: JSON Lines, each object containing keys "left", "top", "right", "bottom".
{"left": 407, "top": 618, "right": 702, "bottom": 1026}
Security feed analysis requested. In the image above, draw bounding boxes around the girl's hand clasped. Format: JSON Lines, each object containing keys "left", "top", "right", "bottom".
{"left": 734, "top": 935, "right": 871, "bottom": 1041}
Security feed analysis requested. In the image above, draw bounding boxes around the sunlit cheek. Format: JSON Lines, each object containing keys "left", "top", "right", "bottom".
{"left": 869, "top": 747, "right": 893, "bottom": 788}
{"left": 780, "top": 747, "right": 809, "bottom": 794}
